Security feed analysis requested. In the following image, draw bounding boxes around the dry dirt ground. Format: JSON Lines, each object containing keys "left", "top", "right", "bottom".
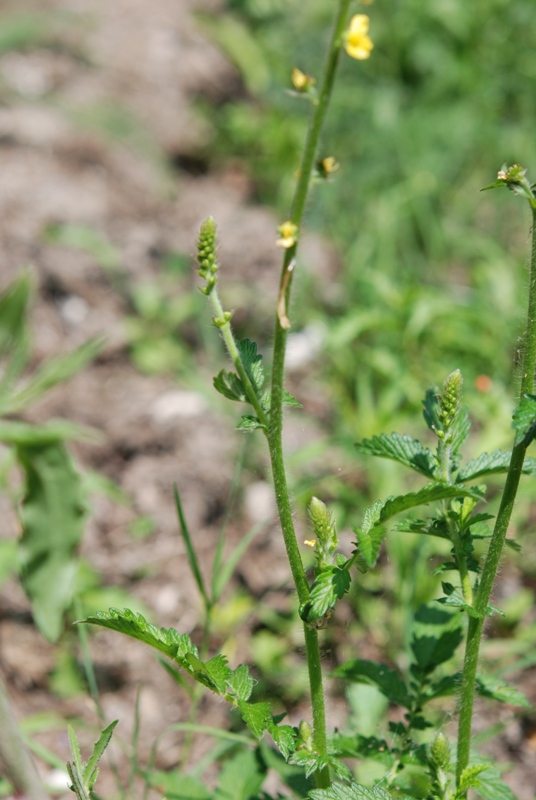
{"left": 0, "top": 1, "right": 534, "bottom": 798}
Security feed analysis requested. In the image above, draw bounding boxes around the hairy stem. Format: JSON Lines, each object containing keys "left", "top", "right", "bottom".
{"left": 208, "top": 287, "right": 269, "bottom": 428}
{"left": 268, "top": 0, "right": 352, "bottom": 788}
{"left": 456, "top": 205, "right": 536, "bottom": 787}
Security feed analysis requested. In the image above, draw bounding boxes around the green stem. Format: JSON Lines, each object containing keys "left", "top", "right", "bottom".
{"left": 267, "top": 1, "right": 352, "bottom": 789}
{"left": 438, "top": 441, "right": 474, "bottom": 606}
{"left": 208, "top": 286, "right": 269, "bottom": 429}
{"left": 456, "top": 204, "right": 536, "bottom": 787}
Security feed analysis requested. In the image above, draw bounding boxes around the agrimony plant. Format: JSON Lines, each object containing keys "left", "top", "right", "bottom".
{"left": 75, "top": 5, "right": 535, "bottom": 800}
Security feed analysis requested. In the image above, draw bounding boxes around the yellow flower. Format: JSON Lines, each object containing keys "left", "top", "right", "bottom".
{"left": 344, "top": 14, "right": 374, "bottom": 60}
{"left": 276, "top": 220, "right": 299, "bottom": 248}
{"left": 304, "top": 539, "right": 317, "bottom": 548}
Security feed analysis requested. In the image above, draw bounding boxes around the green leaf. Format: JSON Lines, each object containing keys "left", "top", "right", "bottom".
{"left": 267, "top": 722, "right": 296, "bottom": 761}
{"left": 260, "top": 388, "right": 302, "bottom": 411}
{"left": 456, "top": 449, "right": 536, "bottom": 482}
{"left": 17, "top": 442, "right": 86, "bottom": 641}
{"left": 84, "top": 720, "right": 119, "bottom": 790}
{"left": 380, "top": 483, "right": 484, "bottom": 523}
{"left": 282, "top": 390, "right": 302, "bottom": 408}
{"left": 236, "top": 338, "right": 264, "bottom": 395}
{"left": 437, "top": 584, "right": 503, "bottom": 619}
{"left": 300, "top": 566, "right": 350, "bottom": 623}
{"left": 0, "top": 274, "right": 32, "bottom": 394}
{"left": 472, "top": 765, "right": 517, "bottom": 800}
{"left": 0, "top": 419, "right": 99, "bottom": 446}
{"left": 226, "top": 664, "right": 254, "bottom": 702}
{"left": 411, "top": 603, "right": 464, "bottom": 674}
{"left": 236, "top": 414, "right": 266, "bottom": 432}
{"left": 394, "top": 517, "right": 451, "bottom": 540}
{"left": 236, "top": 700, "right": 273, "bottom": 738}
{"left": 174, "top": 486, "right": 209, "bottom": 607}
{"left": 353, "top": 499, "right": 385, "bottom": 567}
{"left": 1, "top": 338, "right": 103, "bottom": 416}
{"left": 476, "top": 674, "right": 531, "bottom": 708}
{"left": 67, "top": 721, "right": 118, "bottom": 800}
{"left": 512, "top": 394, "right": 536, "bottom": 446}
{"left": 458, "top": 764, "right": 490, "bottom": 793}
{"left": 215, "top": 748, "right": 266, "bottom": 800}
{"left": 355, "top": 432, "right": 437, "bottom": 479}
{"left": 451, "top": 404, "right": 471, "bottom": 453}
{"left": 145, "top": 770, "right": 212, "bottom": 800}
{"left": 309, "top": 782, "right": 406, "bottom": 800}
{"left": 290, "top": 752, "right": 351, "bottom": 781}
{"left": 332, "top": 659, "right": 411, "bottom": 708}
{"left": 437, "top": 583, "right": 481, "bottom": 618}
{"left": 213, "top": 369, "right": 247, "bottom": 402}
{"left": 79, "top": 608, "right": 199, "bottom": 661}
{"left": 423, "top": 673, "right": 460, "bottom": 701}
{"left": 333, "top": 735, "right": 393, "bottom": 766}
{"left": 422, "top": 388, "right": 441, "bottom": 433}
{"left": 183, "top": 653, "right": 231, "bottom": 694}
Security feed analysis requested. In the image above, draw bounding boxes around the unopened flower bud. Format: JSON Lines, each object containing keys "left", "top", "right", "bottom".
{"left": 276, "top": 220, "right": 299, "bottom": 249}
{"left": 197, "top": 217, "right": 219, "bottom": 293}
{"left": 291, "top": 67, "right": 316, "bottom": 92}
{"left": 429, "top": 732, "right": 450, "bottom": 770}
{"left": 439, "top": 369, "right": 463, "bottom": 429}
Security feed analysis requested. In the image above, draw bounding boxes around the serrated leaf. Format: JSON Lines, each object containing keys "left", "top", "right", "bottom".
{"left": 300, "top": 566, "right": 350, "bottom": 622}
{"left": 17, "top": 442, "right": 86, "bottom": 642}
{"left": 213, "top": 369, "right": 247, "bottom": 402}
{"left": 354, "top": 498, "right": 385, "bottom": 566}
{"left": 236, "top": 338, "right": 264, "bottom": 395}
{"left": 309, "top": 782, "right": 405, "bottom": 800}
{"left": 422, "top": 388, "right": 441, "bottom": 433}
{"left": 282, "top": 389, "right": 302, "bottom": 407}
{"left": 332, "top": 659, "right": 411, "bottom": 708}
{"left": 412, "top": 626, "right": 464, "bottom": 674}
{"left": 200, "top": 654, "right": 232, "bottom": 693}
{"left": 290, "top": 753, "right": 351, "bottom": 781}
{"left": 226, "top": 664, "right": 254, "bottom": 702}
{"left": 476, "top": 674, "right": 531, "bottom": 708}
{"left": 236, "top": 414, "right": 266, "bottom": 432}
{"left": 451, "top": 404, "right": 471, "bottom": 452}
{"left": 411, "top": 603, "right": 464, "bottom": 674}
{"left": 261, "top": 388, "right": 303, "bottom": 412}
{"left": 457, "top": 449, "right": 536, "bottom": 482}
{"left": 355, "top": 433, "right": 437, "bottom": 479}
{"left": 380, "top": 483, "right": 484, "bottom": 524}
{"left": 267, "top": 722, "right": 296, "bottom": 760}
{"left": 437, "top": 585, "right": 482, "bottom": 618}
{"left": 80, "top": 608, "right": 199, "bottom": 661}
{"left": 394, "top": 517, "right": 451, "bottom": 540}
{"left": 472, "top": 766, "right": 517, "bottom": 800}
{"left": 237, "top": 700, "right": 273, "bottom": 739}
{"left": 512, "top": 394, "right": 536, "bottom": 446}
{"left": 423, "top": 673, "right": 460, "bottom": 701}
{"left": 458, "top": 764, "right": 490, "bottom": 793}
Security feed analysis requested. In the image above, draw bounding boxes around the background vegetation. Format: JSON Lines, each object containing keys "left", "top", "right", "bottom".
{"left": 1, "top": 0, "right": 536, "bottom": 796}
